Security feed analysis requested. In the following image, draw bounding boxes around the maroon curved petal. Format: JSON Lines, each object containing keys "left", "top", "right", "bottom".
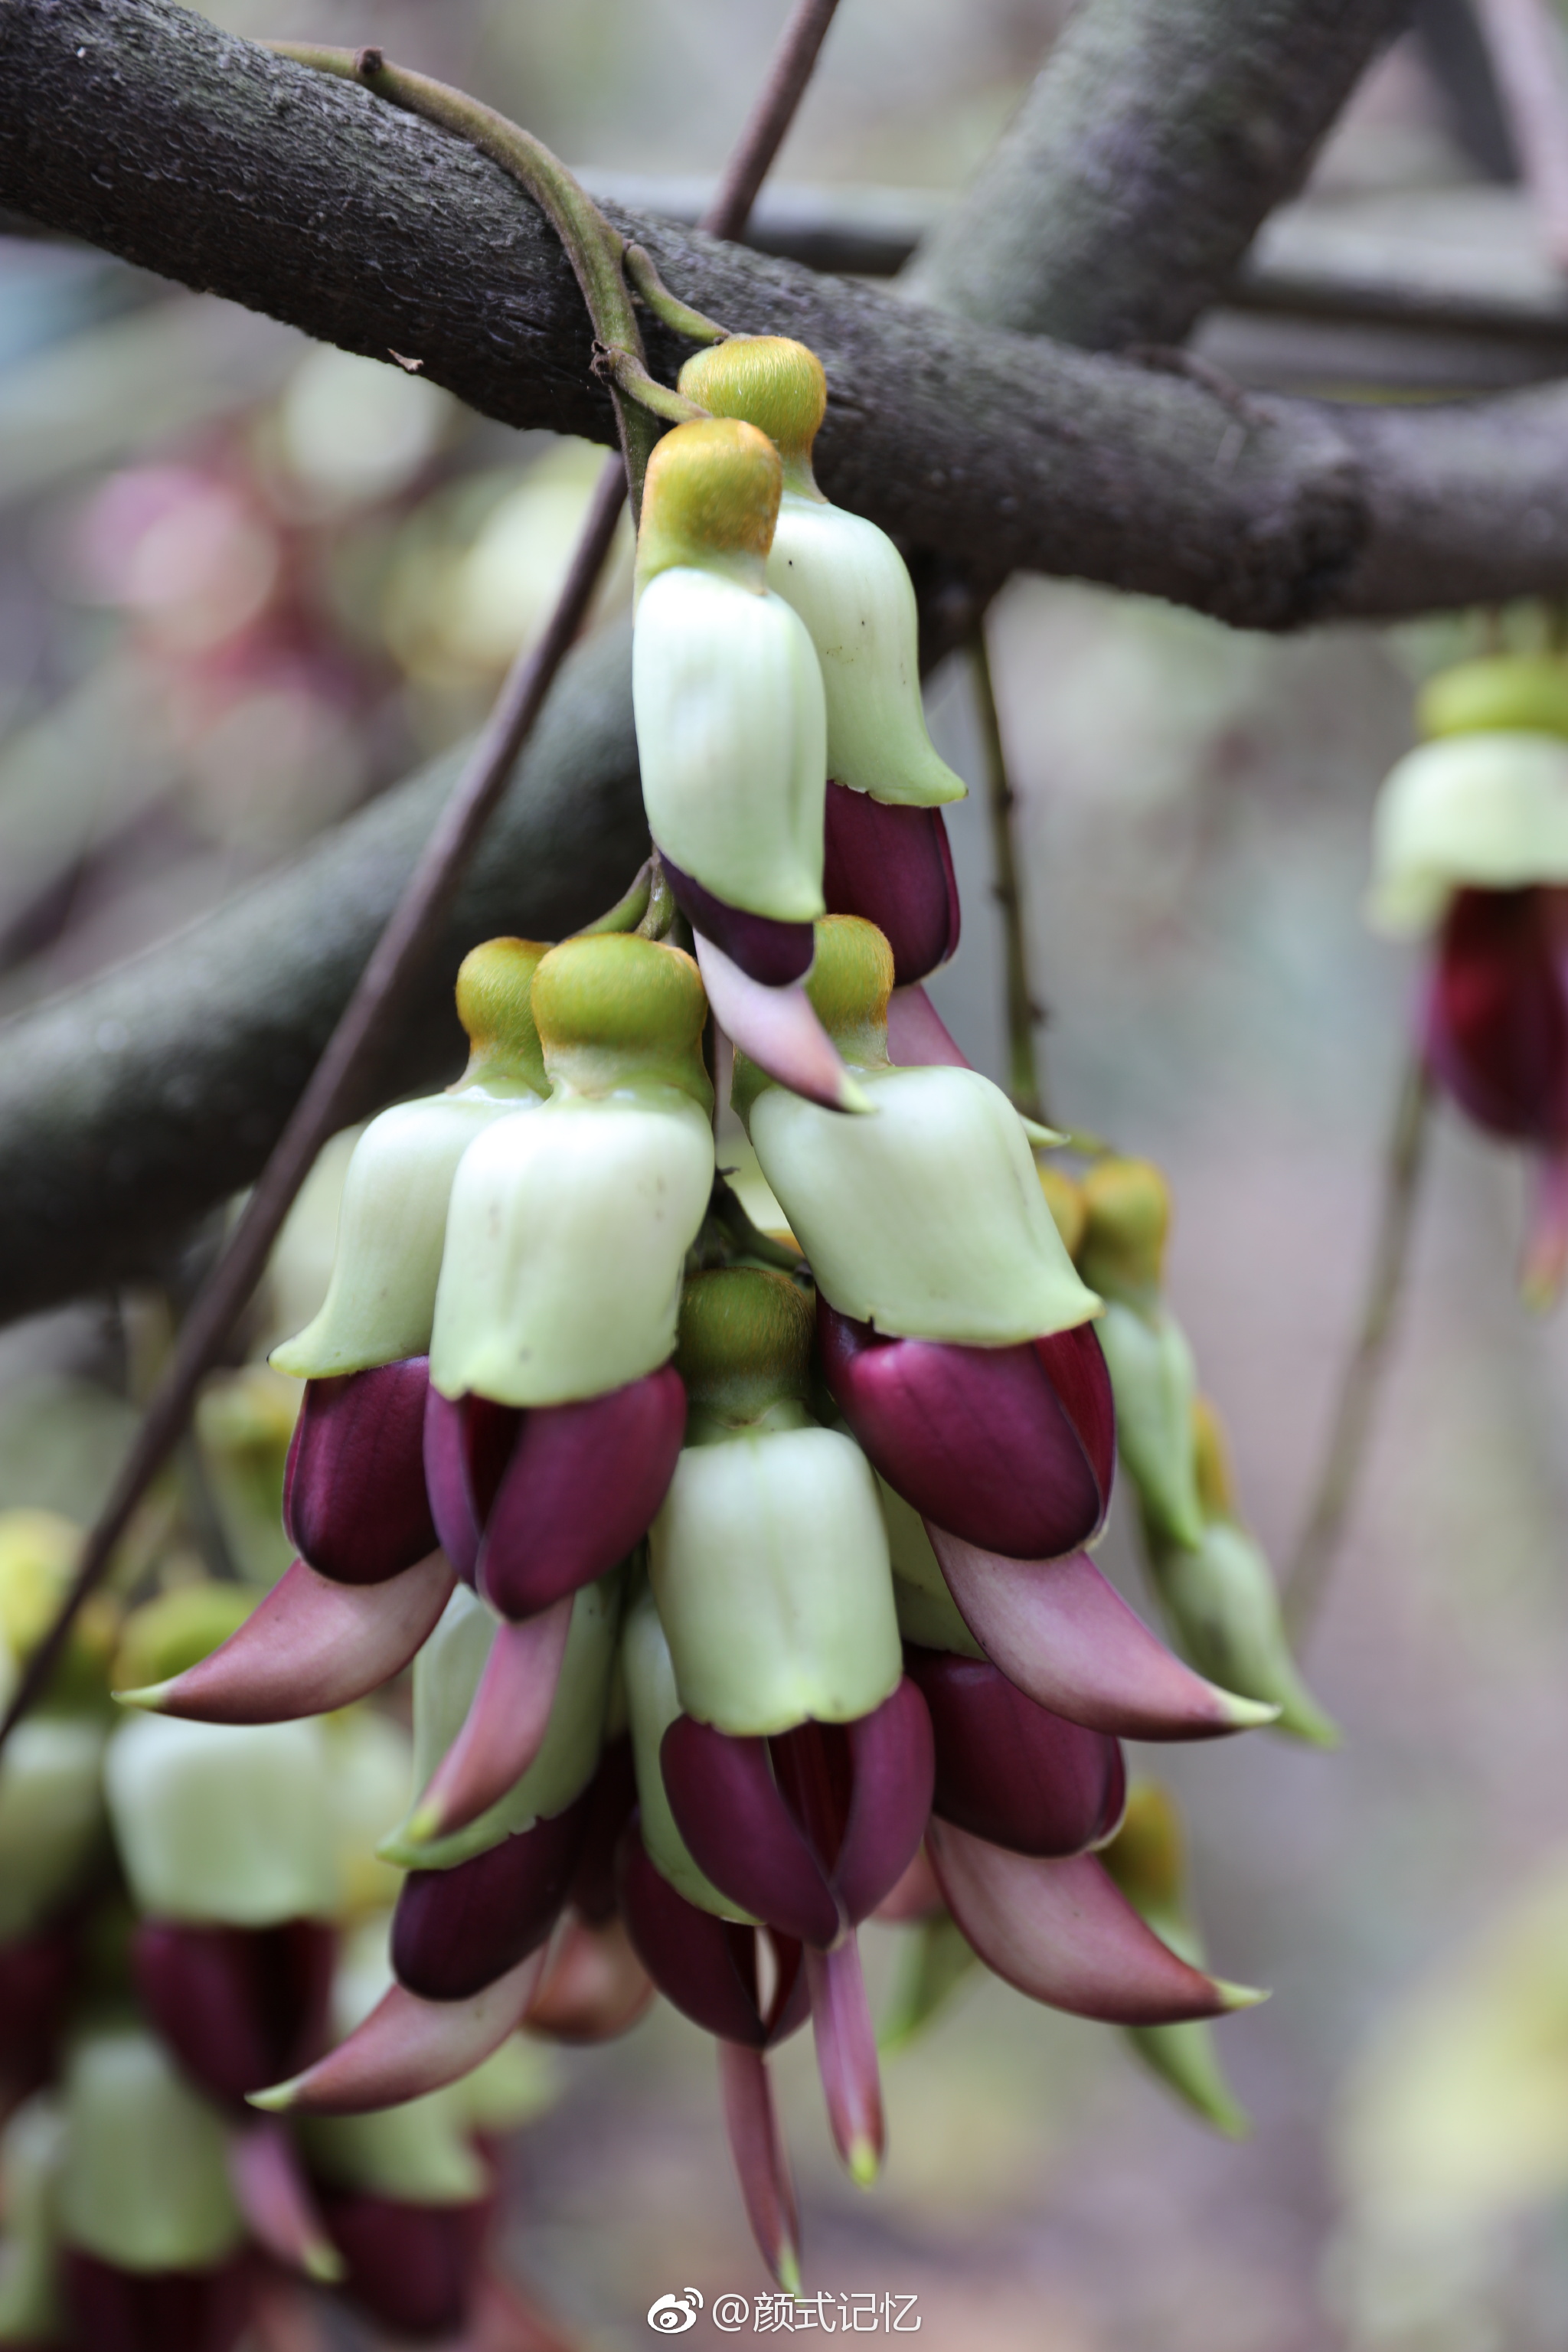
{"left": 0, "top": 1921, "right": 78, "bottom": 2096}
{"left": 805, "top": 1935, "right": 884, "bottom": 2182}
{"left": 477, "top": 1368, "right": 687, "bottom": 1619}
{"left": 321, "top": 2190, "right": 492, "bottom": 2341}
{"left": 905, "top": 1648, "right": 1123, "bottom": 1857}
{"left": 422, "top": 1389, "right": 520, "bottom": 1587}
{"left": 661, "top": 854, "right": 815, "bottom": 985}
{"left": 822, "top": 783, "right": 960, "bottom": 985}
{"left": 832, "top": 1678, "right": 936, "bottom": 1924}
{"left": 134, "top": 1919, "right": 335, "bottom": 2109}
{"left": 391, "top": 1795, "right": 591, "bottom": 2003}
{"left": 885, "top": 982, "right": 969, "bottom": 1069}
{"left": 408, "top": 1599, "right": 573, "bottom": 1844}
{"left": 567, "top": 1737, "right": 639, "bottom": 1926}
{"left": 718, "top": 2043, "right": 802, "bottom": 2292}
{"left": 615, "top": 1824, "right": 808, "bottom": 2050}
{"left": 661, "top": 1717, "right": 841, "bottom": 1949}
{"left": 1428, "top": 885, "right": 1568, "bottom": 1144}
{"left": 819, "top": 1301, "right": 1103, "bottom": 1559}
{"left": 283, "top": 1360, "right": 436, "bottom": 1586}
{"left": 1034, "top": 1323, "right": 1116, "bottom": 1517}
{"left": 60, "top": 2249, "right": 252, "bottom": 2352}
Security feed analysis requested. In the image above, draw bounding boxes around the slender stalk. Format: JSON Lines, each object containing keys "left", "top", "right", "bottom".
{"left": 1472, "top": 0, "right": 1568, "bottom": 271}
{"left": 970, "top": 621, "right": 1047, "bottom": 1122}
{"left": 0, "top": 0, "right": 845, "bottom": 1761}
{"left": 701, "top": 0, "right": 844, "bottom": 240}
{"left": 1282, "top": 1052, "right": 1431, "bottom": 1641}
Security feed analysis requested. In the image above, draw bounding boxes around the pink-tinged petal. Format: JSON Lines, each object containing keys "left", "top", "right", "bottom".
{"left": 661, "top": 1717, "right": 841, "bottom": 1949}
{"left": 1524, "top": 1146, "right": 1568, "bottom": 1308}
{"left": 319, "top": 2190, "right": 491, "bottom": 2340}
{"left": 1428, "top": 885, "right": 1568, "bottom": 1143}
{"left": 871, "top": 1843, "right": 945, "bottom": 1925}
{"left": 119, "top": 1552, "right": 457, "bottom": 1723}
{"left": 134, "top": 1919, "right": 335, "bottom": 2107}
{"left": 405, "top": 1600, "right": 574, "bottom": 1847}
{"left": 1034, "top": 1324, "right": 1116, "bottom": 1514}
{"left": 616, "top": 1824, "right": 808, "bottom": 2050}
{"left": 927, "top": 1525, "right": 1276, "bottom": 1741}
{"left": 662, "top": 854, "right": 815, "bottom": 985}
{"left": 805, "top": 1936, "right": 884, "bottom": 2186}
{"left": 60, "top": 2248, "right": 252, "bottom": 2352}
{"left": 423, "top": 1389, "right": 520, "bottom": 1586}
{"left": 227, "top": 2117, "right": 344, "bottom": 2283}
{"left": 694, "top": 933, "right": 869, "bottom": 1113}
{"left": 820, "top": 1302, "right": 1104, "bottom": 1559}
{"left": 905, "top": 1649, "right": 1123, "bottom": 1857}
{"left": 478, "top": 1369, "right": 687, "bottom": 1619}
{"left": 284, "top": 1360, "right": 437, "bottom": 1586}
{"left": 524, "top": 1911, "right": 655, "bottom": 2044}
{"left": 391, "top": 1794, "right": 591, "bottom": 2002}
{"left": 928, "top": 1824, "right": 1263, "bottom": 2024}
{"left": 718, "top": 2042, "right": 802, "bottom": 2295}
{"left": 252, "top": 1952, "right": 547, "bottom": 2115}
{"left": 885, "top": 982, "right": 969, "bottom": 1070}
{"left": 822, "top": 786, "right": 960, "bottom": 985}
{"left": 833, "top": 1678, "right": 935, "bottom": 1925}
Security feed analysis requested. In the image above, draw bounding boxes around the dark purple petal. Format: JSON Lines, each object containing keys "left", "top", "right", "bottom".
{"left": 478, "top": 1367, "right": 686, "bottom": 1618}
{"left": 0, "top": 1921, "right": 77, "bottom": 2096}
{"left": 134, "top": 1919, "right": 335, "bottom": 2108}
{"left": 407, "top": 1598, "right": 573, "bottom": 1844}
{"left": 717, "top": 2043, "right": 802, "bottom": 2292}
{"left": 661, "top": 854, "right": 815, "bottom": 985}
{"left": 928, "top": 1825, "right": 1252, "bottom": 2024}
{"left": 322, "top": 2190, "right": 492, "bottom": 2341}
{"left": 129, "top": 1552, "right": 456, "bottom": 1723}
{"left": 905, "top": 1648, "right": 1123, "bottom": 1857}
{"left": 1428, "top": 885, "right": 1568, "bottom": 1143}
{"left": 1035, "top": 1324, "right": 1116, "bottom": 1517}
{"left": 833, "top": 1678, "right": 936, "bottom": 1923}
{"left": 660, "top": 1717, "right": 841, "bottom": 1948}
{"left": 391, "top": 1794, "right": 591, "bottom": 2002}
{"left": 928, "top": 1526, "right": 1269, "bottom": 1740}
{"left": 422, "top": 1389, "right": 520, "bottom": 1586}
{"left": 283, "top": 1360, "right": 436, "bottom": 1586}
{"left": 615, "top": 1824, "right": 808, "bottom": 2050}
{"left": 805, "top": 1936, "right": 884, "bottom": 2184}
{"left": 60, "top": 2249, "right": 252, "bottom": 2352}
{"left": 567, "top": 1736, "right": 639, "bottom": 1926}
{"left": 819, "top": 1301, "right": 1104, "bottom": 1559}
{"left": 822, "top": 783, "right": 960, "bottom": 985}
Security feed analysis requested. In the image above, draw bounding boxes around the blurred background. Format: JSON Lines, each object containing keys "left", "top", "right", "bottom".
{"left": 5, "top": 2, "right": 1568, "bottom": 2347}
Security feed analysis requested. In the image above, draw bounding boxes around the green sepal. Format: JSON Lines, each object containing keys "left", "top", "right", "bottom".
{"left": 1097, "top": 1300, "right": 1205, "bottom": 1550}
{"left": 57, "top": 2030, "right": 244, "bottom": 2273}
{"left": 103, "top": 1715, "right": 341, "bottom": 1927}
{"left": 1418, "top": 653, "right": 1568, "bottom": 743}
{"left": 621, "top": 1586, "right": 754, "bottom": 1921}
{"left": 879, "top": 1479, "right": 985, "bottom": 1658}
{"left": 878, "top": 1913, "right": 980, "bottom": 2056}
{"left": 1144, "top": 1519, "right": 1338, "bottom": 1747}
{"left": 378, "top": 1574, "right": 622, "bottom": 1872}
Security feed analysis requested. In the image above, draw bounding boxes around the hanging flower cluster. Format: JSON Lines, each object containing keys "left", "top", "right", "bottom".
{"left": 107, "top": 335, "right": 1318, "bottom": 2294}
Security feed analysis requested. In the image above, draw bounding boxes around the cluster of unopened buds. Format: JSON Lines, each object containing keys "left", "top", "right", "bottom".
{"left": 93, "top": 335, "right": 1337, "bottom": 2298}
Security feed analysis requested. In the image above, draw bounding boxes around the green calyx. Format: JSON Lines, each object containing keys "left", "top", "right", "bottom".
{"left": 733, "top": 916, "right": 892, "bottom": 1122}
{"left": 1077, "top": 1157, "right": 1171, "bottom": 1312}
{"left": 112, "top": 1585, "right": 254, "bottom": 1700}
{"left": 1191, "top": 1396, "right": 1238, "bottom": 1524}
{"left": 675, "top": 1268, "right": 813, "bottom": 1432}
{"left": 533, "top": 933, "right": 713, "bottom": 1113}
{"left": 1100, "top": 1779, "right": 1185, "bottom": 1916}
{"left": 677, "top": 336, "right": 828, "bottom": 498}
{"left": 1418, "top": 653, "right": 1568, "bottom": 742}
{"left": 453, "top": 936, "right": 550, "bottom": 1095}
{"left": 634, "top": 416, "right": 782, "bottom": 596}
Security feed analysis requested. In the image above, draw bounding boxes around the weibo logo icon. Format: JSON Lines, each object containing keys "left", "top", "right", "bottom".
{"left": 648, "top": 2289, "right": 704, "bottom": 2333}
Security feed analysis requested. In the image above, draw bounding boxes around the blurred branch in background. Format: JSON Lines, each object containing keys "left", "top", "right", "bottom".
{"left": 1471, "top": 0, "right": 1568, "bottom": 270}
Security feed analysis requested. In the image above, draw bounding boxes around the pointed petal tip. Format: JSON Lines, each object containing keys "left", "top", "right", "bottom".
{"left": 1019, "top": 1118, "right": 1068, "bottom": 1148}
{"left": 110, "top": 1681, "right": 172, "bottom": 1713}
{"left": 1215, "top": 1689, "right": 1281, "bottom": 1732}
{"left": 1214, "top": 1978, "right": 1269, "bottom": 2013}
{"left": 777, "top": 2247, "right": 803, "bottom": 2299}
{"left": 305, "top": 2243, "right": 348, "bottom": 2286}
{"left": 400, "top": 1800, "right": 443, "bottom": 1847}
{"left": 845, "top": 2136, "right": 882, "bottom": 2189}
{"left": 838, "top": 1073, "right": 876, "bottom": 1116}
{"left": 246, "top": 2079, "right": 300, "bottom": 2115}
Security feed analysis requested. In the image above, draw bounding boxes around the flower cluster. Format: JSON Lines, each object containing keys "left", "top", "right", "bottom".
{"left": 107, "top": 335, "right": 1320, "bottom": 2294}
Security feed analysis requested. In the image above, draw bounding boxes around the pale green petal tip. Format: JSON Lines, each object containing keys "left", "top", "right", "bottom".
{"left": 111, "top": 1681, "right": 175, "bottom": 1713}
{"left": 847, "top": 2137, "right": 882, "bottom": 2189}
{"left": 1018, "top": 1118, "right": 1068, "bottom": 1148}
{"left": 1215, "top": 1689, "right": 1281, "bottom": 1732}
{"left": 247, "top": 2079, "right": 299, "bottom": 2115}
{"left": 305, "top": 2240, "right": 348, "bottom": 2285}
{"left": 1215, "top": 1979, "right": 1269, "bottom": 2014}
{"left": 401, "top": 1798, "right": 443, "bottom": 1847}
{"left": 777, "top": 2249, "right": 803, "bottom": 2300}
{"left": 837, "top": 1072, "right": 877, "bottom": 1116}
{"left": 266, "top": 1334, "right": 317, "bottom": 1380}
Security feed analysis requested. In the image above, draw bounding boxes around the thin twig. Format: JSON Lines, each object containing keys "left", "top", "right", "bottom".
{"left": 1472, "top": 0, "right": 1568, "bottom": 272}
{"left": 0, "top": 0, "right": 844, "bottom": 1760}
{"left": 1282, "top": 1052, "right": 1432, "bottom": 1642}
{"left": 970, "top": 621, "right": 1047, "bottom": 1122}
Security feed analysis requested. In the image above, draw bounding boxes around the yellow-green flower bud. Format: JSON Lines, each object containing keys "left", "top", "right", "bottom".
{"left": 57, "top": 2030, "right": 244, "bottom": 2272}
{"left": 738, "top": 919, "right": 1099, "bottom": 1344}
{"left": 104, "top": 1714, "right": 341, "bottom": 1926}
{"left": 675, "top": 1265, "right": 813, "bottom": 1438}
{"left": 430, "top": 936, "right": 714, "bottom": 1407}
{"left": 622, "top": 1586, "right": 751, "bottom": 1919}
{"left": 1037, "top": 1160, "right": 1088, "bottom": 1259}
{"left": 0, "top": 1719, "right": 109, "bottom": 1944}
{"left": 678, "top": 338, "right": 964, "bottom": 810}
{"left": 378, "top": 1575, "right": 619, "bottom": 1872}
{"left": 0, "top": 1511, "right": 118, "bottom": 1717}
{"left": 194, "top": 1369, "right": 299, "bottom": 1587}
{"left": 273, "top": 939, "right": 550, "bottom": 1378}
{"left": 1417, "top": 653, "right": 1568, "bottom": 743}
{"left": 0, "top": 2096, "right": 64, "bottom": 2341}
{"left": 1367, "top": 733, "right": 1568, "bottom": 939}
{"left": 1077, "top": 1158, "right": 1170, "bottom": 1314}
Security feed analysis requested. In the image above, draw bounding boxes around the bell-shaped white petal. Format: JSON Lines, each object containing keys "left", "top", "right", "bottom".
{"left": 1367, "top": 731, "right": 1568, "bottom": 937}
{"left": 273, "top": 1090, "right": 535, "bottom": 1378}
{"left": 0, "top": 1720, "right": 107, "bottom": 1944}
{"left": 104, "top": 1714, "right": 341, "bottom": 1926}
{"left": 57, "top": 2030, "right": 244, "bottom": 2272}
{"left": 1097, "top": 1302, "right": 1204, "bottom": 1550}
{"left": 430, "top": 1093, "right": 714, "bottom": 1407}
{"left": 622, "top": 1586, "right": 752, "bottom": 1919}
{"left": 633, "top": 565, "right": 828, "bottom": 923}
{"left": 747, "top": 1063, "right": 1099, "bottom": 1344}
{"left": 377, "top": 1576, "right": 619, "bottom": 1871}
{"left": 768, "top": 492, "right": 965, "bottom": 808}
{"left": 650, "top": 1423, "right": 902, "bottom": 1734}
